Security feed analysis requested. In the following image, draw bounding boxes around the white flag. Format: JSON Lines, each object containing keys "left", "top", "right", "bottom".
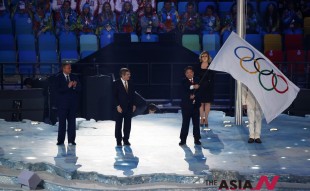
{"left": 209, "top": 32, "right": 300, "bottom": 123}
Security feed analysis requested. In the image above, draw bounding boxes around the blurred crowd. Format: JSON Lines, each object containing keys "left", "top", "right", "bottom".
{"left": 0, "top": 0, "right": 309, "bottom": 37}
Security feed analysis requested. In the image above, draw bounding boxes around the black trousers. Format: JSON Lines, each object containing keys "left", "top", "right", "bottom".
{"left": 180, "top": 106, "right": 201, "bottom": 141}
{"left": 57, "top": 106, "right": 77, "bottom": 143}
{"left": 115, "top": 110, "right": 132, "bottom": 141}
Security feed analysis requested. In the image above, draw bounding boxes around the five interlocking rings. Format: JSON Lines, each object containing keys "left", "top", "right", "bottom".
{"left": 234, "top": 46, "right": 289, "bottom": 94}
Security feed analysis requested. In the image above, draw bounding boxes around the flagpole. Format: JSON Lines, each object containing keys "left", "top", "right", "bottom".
{"left": 235, "top": 0, "right": 246, "bottom": 125}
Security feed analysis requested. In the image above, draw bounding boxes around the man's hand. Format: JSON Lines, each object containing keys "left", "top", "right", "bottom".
{"left": 190, "top": 95, "right": 195, "bottom": 100}
{"left": 194, "top": 84, "right": 199, "bottom": 89}
{"left": 133, "top": 105, "right": 136, "bottom": 112}
{"left": 117, "top": 105, "right": 123, "bottom": 113}
{"left": 72, "top": 81, "right": 77, "bottom": 88}
{"left": 68, "top": 81, "right": 74, "bottom": 88}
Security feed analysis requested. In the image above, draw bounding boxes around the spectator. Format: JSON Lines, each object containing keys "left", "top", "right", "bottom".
{"left": 140, "top": 3, "right": 159, "bottom": 34}
{"left": 118, "top": 1, "right": 137, "bottom": 33}
{"left": 52, "top": 0, "right": 76, "bottom": 12}
{"left": 297, "top": 0, "right": 310, "bottom": 17}
{"left": 12, "top": 0, "right": 33, "bottom": 20}
{"left": 137, "top": 0, "right": 156, "bottom": 18}
{"left": 33, "top": 3, "right": 54, "bottom": 37}
{"left": 77, "top": 0, "right": 98, "bottom": 16}
{"left": 0, "top": 1, "right": 10, "bottom": 18}
{"left": 201, "top": 5, "right": 220, "bottom": 34}
{"left": 55, "top": 0, "right": 78, "bottom": 36}
{"left": 281, "top": 1, "right": 303, "bottom": 34}
{"left": 246, "top": 3, "right": 260, "bottom": 34}
{"left": 158, "top": 1, "right": 179, "bottom": 33}
{"left": 115, "top": 0, "right": 138, "bottom": 14}
{"left": 262, "top": 3, "right": 280, "bottom": 34}
{"left": 34, "top": 0, "right": 51, "bottom": 13}
{"left": 98, "top": 0, "right": 115, "bottom": 14}
{"left": 96, "top": 2, "right": 117, "bottom": 35}
{"left": 220, "top": 3, "right": 236, "bottom": 36}
{"left": 76, "top": 3, "right": 96, "bottom": 35}
{"left": 179, "top": 2, "right": 200, "bottom": 33}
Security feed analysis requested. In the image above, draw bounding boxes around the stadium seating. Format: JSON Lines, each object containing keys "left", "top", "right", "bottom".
{"left": 284, "top": 34, "right": 304, "bottom": 50}
{"left": 0, "top": 18, "right": 13, "bottom": 34}
{"left": 38, "top": 33, "right": 57, "bottom": 51}
{"left": 265, "top": 50, "right": 284, "bottom": 70}
{"left": 182, "top": 34, "right": 200, "bottom": 53}
{"left": 264, "top": 34, "right": 282, "bottom": 52}
{"left": 14, "top": 17, "right": 33, "bottom": 35}
{"left": 59, "top": 32, "right": 78, "bottom": 52}
{"left": 60, "top": 50, "right": 79, "bottom": 62}
{"left": 177, "top": 1, "right": 188, "bottom": 14}
{"left": 286, "top": 50, "right": 306, "bottom": 74}
{"left": 0, "top": 34, "right": 16, "bottom": 51}
{"left": 246, "top": 34, "right": 263, "bottom": 52}
{"left": 131, "top": 33, "right": 139, "bottom": 42}
{"left": 100, "top": 32, "right": 114, "bottom": 48}
{"left": 198, "top": 2, "right": 217, "bottom": 14}
{"left": 0, "top": 50, "right": 17, "bottom": 75}
{"left": 141, "top": 34, "right": 159, "bottom": 42}
{"left": 17, "top": 34, "right": 36, "bottom": 51}
{"left": 202, "top": 34, "right": 220, "bottom": 52}
{"left": 304, "top": 17, "right": 310, "bottom": 35}
{"left": 80, "top": 34, "right": 98, "bottom": 55}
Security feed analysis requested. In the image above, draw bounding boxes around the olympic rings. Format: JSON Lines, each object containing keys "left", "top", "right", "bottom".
{"left": 234, "top": 46, "right": 289, "bottom": 94}
{"left": 234, "top": 46, "right": 255, "bottom": 61}
{"left": 240, "top": 56, "right": 260, "bottom": 74}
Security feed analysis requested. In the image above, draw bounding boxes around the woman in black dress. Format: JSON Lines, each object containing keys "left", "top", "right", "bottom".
{"left": 199, "top": 51, "right": 215, "bottom": 128}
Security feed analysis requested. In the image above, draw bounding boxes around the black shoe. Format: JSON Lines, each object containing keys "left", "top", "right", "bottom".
{"left": 68, "top": 142, "right": 76, "bottom": 145}
{"left": 56, "top": 142, "right": 64, "bottom": 145}
{"left": 248, "top": 138, "right": 255, "bottom": 143}
{"left": 255, "top": 138, "right": 262, "bottom": 143}
{"left": 194, "top": 140, "right": 201, "bottom": 145}
{"left": 179, "top": 141, "right": 186, "bottom": 146}
{"left": 123, "top": 140, "right": 131, "bottom": 146}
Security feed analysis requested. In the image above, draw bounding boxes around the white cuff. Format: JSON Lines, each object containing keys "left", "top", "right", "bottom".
{"left": 190, "top": 85, "right": 194, "bottom": 90}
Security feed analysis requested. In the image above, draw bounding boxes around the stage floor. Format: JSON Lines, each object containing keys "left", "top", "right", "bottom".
{"left": 0, "top": 111, "right": 310, "bottom": 190}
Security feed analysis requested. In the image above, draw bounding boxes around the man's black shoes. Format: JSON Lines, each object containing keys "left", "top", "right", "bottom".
{"left": 248, "top": 138, "right": 262, "bottom": 143}
{"left": 179, "top": 141, "right": 186, "bottom": 146}
{"left": 255, "top": 138, "right": 262, "bottom": 143}
{"left": 123, "top": 140, "right": 131, "bottom": 146}
{"left": 194, "top": 140, "right": 201, "bottom": 145}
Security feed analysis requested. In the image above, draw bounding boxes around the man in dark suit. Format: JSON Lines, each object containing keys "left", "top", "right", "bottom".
{"left": 114, "top": 68, "right": 136, "bottom": 147}
{"left": 55, "top": 63, "right": 81, "bottom": 146}
{"left": 179, "top": 66, "right": 201, "bottom": 146}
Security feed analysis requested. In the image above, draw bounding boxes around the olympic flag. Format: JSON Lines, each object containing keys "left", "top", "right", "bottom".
{"left": 209, "top": 31, "right": 300, "bottom": 123}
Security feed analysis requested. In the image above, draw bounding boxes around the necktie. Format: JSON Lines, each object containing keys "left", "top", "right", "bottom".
{"left": 66, "top": 75, "right": 70, "bottom": 82}
{"left": 124, "top": 81, "right": 128, "bottom": 93}
{"left": 190, "top": 79, "right": 193, "bottom": 84}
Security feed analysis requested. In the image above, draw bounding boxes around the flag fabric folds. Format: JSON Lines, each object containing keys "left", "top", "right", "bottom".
{"left": 209, "top": 31, "right": 300, "bottom": 123}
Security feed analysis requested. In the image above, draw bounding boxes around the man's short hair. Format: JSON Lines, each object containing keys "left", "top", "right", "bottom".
{"left": 62, "top": 63, "right": 71, "bottom": 68}
{"left": 184, "top": 66, "right": 194, "bottom": 73}
{"left": 119, "top": 68, "right": 130, "bottom": 76}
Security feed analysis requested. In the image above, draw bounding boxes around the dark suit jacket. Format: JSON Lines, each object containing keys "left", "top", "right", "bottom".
{"left": 55, "top": 73, "right": 81, "bottom": 109}
{"left": 181, "top": 77, "right": 201, "bottom": 109}
{"left": 113, "top": 79, "right": 136, "bottom": 113}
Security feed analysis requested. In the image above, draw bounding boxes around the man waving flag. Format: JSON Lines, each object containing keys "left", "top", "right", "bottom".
{"left": 209, "top": 31, "right": 300, "bottom": 123}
